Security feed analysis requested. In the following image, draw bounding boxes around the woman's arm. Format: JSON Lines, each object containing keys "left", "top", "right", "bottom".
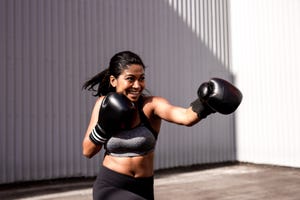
{"left": 82, "top": 97, "right": 103, "bottom": 158}
{"left": 151, "top": 78, "right": 243, "bottom": 126}
{"left": 151, "top": 96, "right": 201, "bottom": 126}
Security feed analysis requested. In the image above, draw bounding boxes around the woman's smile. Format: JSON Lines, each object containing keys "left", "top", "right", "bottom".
{"left": 127, "top": 90, "right": 142, "bottom": 100}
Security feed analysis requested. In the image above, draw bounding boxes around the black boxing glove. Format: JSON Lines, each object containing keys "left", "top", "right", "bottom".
{"left": 89, "top": 92, "right": 136, "bottom": 145}
{"left": 191, "top": 78, "right": 243, "bottom": 119}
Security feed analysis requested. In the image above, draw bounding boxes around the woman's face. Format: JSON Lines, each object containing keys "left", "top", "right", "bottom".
{"left": 110, "top": 64, "right": 145, "bottom": 102}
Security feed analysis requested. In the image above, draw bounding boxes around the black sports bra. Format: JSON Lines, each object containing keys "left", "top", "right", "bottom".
{"left": 104, "top": 97, "right": 158, "bottom": 157}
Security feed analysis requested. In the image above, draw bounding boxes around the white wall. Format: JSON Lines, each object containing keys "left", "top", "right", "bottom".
{"left": 230, "top": 0, "right": 300, "bottom": 167}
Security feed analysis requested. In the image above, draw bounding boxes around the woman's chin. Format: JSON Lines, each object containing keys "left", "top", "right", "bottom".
{"left": 128, "top": 94, "right": 140, "bottom": 102}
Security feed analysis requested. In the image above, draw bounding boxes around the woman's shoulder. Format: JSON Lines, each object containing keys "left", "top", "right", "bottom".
{"left": 93, "top": 96, "right": 105, "bottom": 109}
{"left": 141, "top": 95, "right": 170, "bottom": 108}
{"left": 139, "top": 96, "right": 164, "bottom": 125}
{"left": 96, "top": 96, "right": 105, "bottom": 103}
{"left": 142, "top": 95, "right": 167, "bottom": 102}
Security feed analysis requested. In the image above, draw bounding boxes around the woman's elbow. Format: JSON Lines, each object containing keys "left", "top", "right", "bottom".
{"left": 82, "top": 143, "right": 93, "bottom": 158}
{"left": 82, "top": 139, "right": 101, "bottom": 158}
{"left": 82, "top": 148, "right": 94, "bottom": 158}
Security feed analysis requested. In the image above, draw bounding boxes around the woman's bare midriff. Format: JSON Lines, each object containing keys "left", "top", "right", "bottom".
{"left": 103, "top": 152, "right": 154, "bottom": 178}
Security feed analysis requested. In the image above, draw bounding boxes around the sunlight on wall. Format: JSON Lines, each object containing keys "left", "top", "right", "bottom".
{"left": 166, "top": 0, "right": 230, "bottom": 67}
{"left": 230, "top": 0, "right": 300, "bottom": 167}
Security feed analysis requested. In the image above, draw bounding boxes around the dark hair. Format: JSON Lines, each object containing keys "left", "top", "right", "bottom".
{"left": 82, "top": 51, "right": 146, "bottom": 97}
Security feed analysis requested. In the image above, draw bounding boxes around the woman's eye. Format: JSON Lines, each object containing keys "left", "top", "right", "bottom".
{"left": 139, "top": 77, "right": 145, "bottom": 81}
{"left": 125, "top": 76, "right": 144, "bottom": 82}
{"left": 126, "top": 77, "right": 135, "bottom": 82}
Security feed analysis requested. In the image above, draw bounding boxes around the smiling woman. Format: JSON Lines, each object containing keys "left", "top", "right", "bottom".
{"left": 81, "top": 51, "right": 242, "bottom": 200}
{"left": 110, "top": 64, "right": 145, "bottom": 102}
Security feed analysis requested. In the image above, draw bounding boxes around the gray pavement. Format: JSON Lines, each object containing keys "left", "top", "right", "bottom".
{"left": 1, "top": 163, "right": 300, "bottom": 200}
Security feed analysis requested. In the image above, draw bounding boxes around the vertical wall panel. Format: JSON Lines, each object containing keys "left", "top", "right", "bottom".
{"left": 0, "top": 0, "right": 233, "bottom": 184}
{"left": 0, "top": 0, "right": 6, "bottom": 184}
{"left": 230, "top": 0, "right": 300, "bottom": 167}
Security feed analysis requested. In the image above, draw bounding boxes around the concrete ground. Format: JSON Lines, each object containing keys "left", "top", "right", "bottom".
{"left": 1, "top": 163, "right": 300, "bottom": 200}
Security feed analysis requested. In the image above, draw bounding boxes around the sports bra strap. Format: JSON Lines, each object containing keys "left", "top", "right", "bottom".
{"left": 138, "top": 97, "right": 158, "bottom": 140}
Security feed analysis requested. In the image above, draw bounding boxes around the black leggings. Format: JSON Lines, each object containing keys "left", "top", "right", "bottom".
{"left": 93, "top": 165, "right": 154, "bottom": 200}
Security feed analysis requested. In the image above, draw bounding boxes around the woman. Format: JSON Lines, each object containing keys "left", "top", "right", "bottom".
{"left": 82, "top": 51, "right": 242, "bottom": 200}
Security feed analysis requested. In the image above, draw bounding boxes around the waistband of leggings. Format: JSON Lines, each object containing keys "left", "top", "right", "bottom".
{"left": 99, "top": 165, "right": 154, "bottom": 186}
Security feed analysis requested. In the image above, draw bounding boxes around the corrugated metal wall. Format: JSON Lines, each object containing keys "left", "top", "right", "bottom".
{"left": 230, "top": 0, "right": 300, "bottom": 167}
{"left": 0, "top": 0, "right": 233, "bottom": 184}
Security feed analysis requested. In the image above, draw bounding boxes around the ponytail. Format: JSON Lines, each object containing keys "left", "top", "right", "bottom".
{"left": 82, "top": 68, "right": 114, "bottom": 97}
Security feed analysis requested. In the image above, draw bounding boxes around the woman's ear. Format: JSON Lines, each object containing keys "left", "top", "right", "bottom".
{"left": 110, "top": 75, "right": 117, "bottom": 88}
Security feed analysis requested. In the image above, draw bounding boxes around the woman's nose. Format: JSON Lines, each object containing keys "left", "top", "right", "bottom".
{"left": 133, "top": 80, "right": 141, "bottom": 89}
